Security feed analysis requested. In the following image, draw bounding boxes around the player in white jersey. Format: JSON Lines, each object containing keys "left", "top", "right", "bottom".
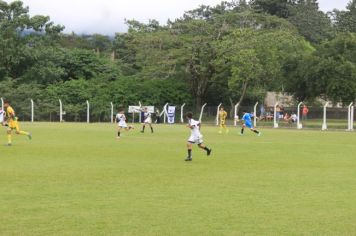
{"left": 140, "top": 107, "right": 154, "bottom": 133}
{"left": 185, "top": 112, "right": 212, "bottom": 161}
{"left": 115, "top": 109, "right": 134, "bottom": 139}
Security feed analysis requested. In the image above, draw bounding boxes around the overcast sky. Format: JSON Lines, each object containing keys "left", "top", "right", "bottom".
{"left": 7, "top": 0, "right": 351, "bottom": 35}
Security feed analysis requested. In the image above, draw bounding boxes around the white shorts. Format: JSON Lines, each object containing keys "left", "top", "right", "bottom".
{"left": 188, "top": 134, "right": 203, "bottom": 144}
{"left": 118, "top": 122, "right": 128, "bottom": 128}
{"left": 144, "top": 117, "right": 152, "bottom": 124}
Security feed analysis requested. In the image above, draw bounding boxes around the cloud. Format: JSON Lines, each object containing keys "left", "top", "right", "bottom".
{"left": 5, "top": 0, "right": 350, "bottom": 35}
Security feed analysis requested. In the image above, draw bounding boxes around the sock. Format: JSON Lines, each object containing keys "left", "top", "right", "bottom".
{"left": 241, "top": 128, "right": 244, "bottom": 134}
{"left": 19, "top": 131, "right": 29, "bottom": 136}
{"left": 142, "top": 126, "right": 145, "bottom": 132}
{"left": 7, "top": 134, "right": 12, "bottom": 144}
{"left": 117, "top": 131, "right": 120, "bottom": 137}
{"left": 203, "top": 147, "right": 209, "bottom": 152}
{"left": 188, "top": 149, "right": 192, "bottom": 157}
{"left": 253, "top": 130, "right": 259, "bottom": 134}
{"left": 150, "top": 127, "right": 153, "bottom": 133}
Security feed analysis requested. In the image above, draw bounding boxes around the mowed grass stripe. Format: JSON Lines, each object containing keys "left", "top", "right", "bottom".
{"left": 0, "top": 123, "right": 355, "bottom": 235}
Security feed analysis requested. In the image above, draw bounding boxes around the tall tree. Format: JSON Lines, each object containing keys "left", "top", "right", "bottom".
{"left": 333, "top": 0, "right": 356, "bottom": 33}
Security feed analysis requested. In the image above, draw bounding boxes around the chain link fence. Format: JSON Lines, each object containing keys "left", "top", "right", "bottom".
{"left": 2, "top": 100, "right": 355, "bottom": 131}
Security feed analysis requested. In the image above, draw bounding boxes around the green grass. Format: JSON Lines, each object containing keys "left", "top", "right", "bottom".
{"left": 1, "top": 123, "right": 356, "bottom": 235}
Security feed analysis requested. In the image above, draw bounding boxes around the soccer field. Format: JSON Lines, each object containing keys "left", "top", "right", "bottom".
{"left": 1, "top": 123, "right": 355, "bottom": 235}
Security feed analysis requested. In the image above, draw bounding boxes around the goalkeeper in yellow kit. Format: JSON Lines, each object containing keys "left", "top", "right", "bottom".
{"left": 218, "top": 106, "right": 229, "bottom": 134}
{"left": 3, "top": 101, "right": 32, "bottom": 146}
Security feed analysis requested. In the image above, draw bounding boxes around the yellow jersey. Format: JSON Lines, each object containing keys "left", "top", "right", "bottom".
{"left": 6, "top": 106, "right": 17, "bottom": 121}
{"left": 219, "top": 110, "right": 227, "bottom": 123}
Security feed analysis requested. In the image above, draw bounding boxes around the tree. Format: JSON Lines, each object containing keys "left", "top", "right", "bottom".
{"left": 283, "top": 33, "right": 356, "bottom": 103}
{"left": 333, "top": 0, "right": 356, "bottom": 33}
{"left": 287, "top": 0, "right": 335, "bottom": 44}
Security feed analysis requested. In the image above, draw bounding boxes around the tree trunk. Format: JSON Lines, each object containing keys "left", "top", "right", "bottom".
{"left": 236, "top": 80, "right": 248, "bottom": 115}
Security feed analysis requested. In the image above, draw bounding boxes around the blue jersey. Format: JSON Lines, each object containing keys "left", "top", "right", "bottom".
{"left": 242, "top": 113, "right": 253, "bottom": 123}
{"left": 242, "top": 113, "right": 254, "bottom": 128}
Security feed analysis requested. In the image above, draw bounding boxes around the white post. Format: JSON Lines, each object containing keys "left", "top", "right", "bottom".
{"left": 297, "top": 102, "right": 303, "bottom": 129}
{"left": 254, "top": 102, "right": 259, "bottom": 127}
{"left": 348, "top": 103, "right": 353, "bottom": 131}
{"left": 59, "top": 99, "right": 63, "bottom": 122}
{"left": 322, "top": 102, "right": 329, "bottom": 131}
{"left": 216, "top": 103, "right": 222, "bottom": 126}
{"left": 31, "top": 99, "right": 34, "bottom": 122}
{"left": 1, "top": 97, "right": 3, "bottom": 110}
{"left": 273, "top": 102, "right": 279, "bottom": 128}
{"left": 351, "top": 106, "right": 354, "bottom": 131}
{"left": 234, "top": 103, "right": 239, "bottom": 126}
{"left": 199, "top": 103, "right": 207, "bottom": 122}
{"left": 110, "top": 102, "right": 114, "bottom": 123}
{"left": 159, "top": 103, "right": 169, "bottom": 124}
{"left": 180, "top": 103, "right": 186, "bottom": 123}
{"left": 86, "top": 100, "right": 90, "bottom": 123}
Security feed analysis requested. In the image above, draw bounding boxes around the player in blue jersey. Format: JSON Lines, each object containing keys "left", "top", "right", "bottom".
{"left": 240, "top": 110, "right": 261, "bottom": 136}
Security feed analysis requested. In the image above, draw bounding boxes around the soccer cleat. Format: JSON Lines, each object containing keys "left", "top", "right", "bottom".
{"left": 207, "top": 149, "right": 212, "bottom": 156}
{"left": 28, "top": 133, "right": 32, "bottom": 140}
{"left": 5, "top": 143, "right": 12, "bottom": 146}
{"left": 140, "top": 130, "right": 144, "bottom": 133}
{"left": 185, "top": 157, "right": 192, "bottom": 161}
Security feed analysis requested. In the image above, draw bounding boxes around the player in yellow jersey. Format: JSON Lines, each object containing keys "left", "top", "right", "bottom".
{"left": 3, "top": 101, "right": 32, "bottom": 146}
{"left": 218, "top": 106, "right": 229, "bottom": 134}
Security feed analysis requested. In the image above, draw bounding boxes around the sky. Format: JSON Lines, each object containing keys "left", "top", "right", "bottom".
{"left": 6, "top": 0, "right": 351, "bottom": 35}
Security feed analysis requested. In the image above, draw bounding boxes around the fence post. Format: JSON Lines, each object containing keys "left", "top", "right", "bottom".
{"left": 180, "top": 103, "right": 186, "bottom": 123}
{"left": 322, "top": 102, "right": 329, "bottom": 131}
{"left": 348, "top": 102, "right": 353, "bottom": 131}
{"left": 234, "top": 103, "right": 239, "bottom": 126}
{"left": 86, "top": 100, "right": 90, "bottom": 123}
{"left": 254, "top": 102, "right": 259, "bottom": 127}
{"left": 59, "top": 99, "right": 63, "bottom": 122}
{"left": 31, "top": 99, "right": 34, "bottom": 122}
{"left": 159, "top": 103, "right": 169, "bottom": 124}
{"left": 297, "top": 102, "right": 303, "bottom": 129}
{"left": 352, "top": 105, "right": 354, "bottom": 131}
{"left": 216, "top": 103, "right": 222, "bottom": 126}
{"left": 110, "top": 102, "right": 114, "bottom": 123}
{"left": 273, "top": 102, "right": 279, "bottom": 128}
{"left": 199, "top": 103, "right": 207, "bottom": 123}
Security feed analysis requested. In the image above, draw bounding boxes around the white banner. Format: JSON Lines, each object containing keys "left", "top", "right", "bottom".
{"left": 167, "top": 106, "right": 176, "bottom": 124}
{"left": 128, "top": 106, "right": 154, "bottom": 113}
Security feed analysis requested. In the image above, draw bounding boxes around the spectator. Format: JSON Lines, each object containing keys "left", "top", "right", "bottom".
{"left": 302, "top": 105, "right": 309, "bottom": 120}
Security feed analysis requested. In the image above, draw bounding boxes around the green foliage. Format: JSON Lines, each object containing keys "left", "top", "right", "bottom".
{"left": 283, "top": 33, "right": 356, "bottom": 103}
{"left": 333, "top": 0, "right": 356, "bottom": 33}
{"left": 1, "top": 0, "right": 355, "bottom": 113}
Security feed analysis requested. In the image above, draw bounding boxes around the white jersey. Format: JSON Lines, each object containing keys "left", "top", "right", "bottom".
{"left": 143, "top": 112, "right": 152, "bottom": 124}
{"left": 116, "top": 113, "right": 128, "bottom": 128}
{"left": 188, "top": 119, "right": 203, "bottom": 144}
